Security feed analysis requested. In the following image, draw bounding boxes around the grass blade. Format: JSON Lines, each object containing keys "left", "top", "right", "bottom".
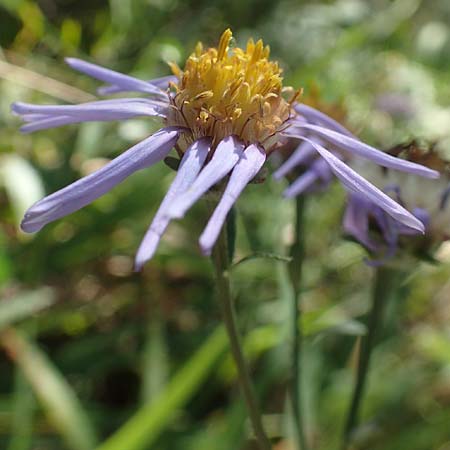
{"left": 1, "top": 328, "right": 98, "bottom": 450}
{"left": 7, "top": 370, "right": 35, "bottom": 450}
{"left": 97, "top": 326, "right": 228, "bottom": 450}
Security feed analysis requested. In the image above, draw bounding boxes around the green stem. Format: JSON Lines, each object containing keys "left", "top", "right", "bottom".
{"left": 341, "top": 266, "right": 399, "bottom": 449}
{"left": 287, "top": 196, "right": 309, "bottom": 450}
{"left": 211, "top": 221, "right": 272, "bottom": 450}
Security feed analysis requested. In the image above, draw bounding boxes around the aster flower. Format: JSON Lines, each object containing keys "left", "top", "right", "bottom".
{"left": 12, "top": 29, "right": 438, "bottom": 270}
{"left": 343, "top": 141, "right": 450, "bottom": 263}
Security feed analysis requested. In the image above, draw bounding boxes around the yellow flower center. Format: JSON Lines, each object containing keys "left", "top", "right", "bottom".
{"left": 166, "top": 29, "right": 299, "bottom": 151}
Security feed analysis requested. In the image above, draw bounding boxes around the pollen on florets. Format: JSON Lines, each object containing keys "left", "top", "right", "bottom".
{"left": 166, "top": 29, "right": 299, "bottom": 151}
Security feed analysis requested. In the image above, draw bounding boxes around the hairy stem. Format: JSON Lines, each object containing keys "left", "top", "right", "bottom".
{"left": 287, "top": 196, "right": 309, "bottom": 450}
{"left": 211, "top": 220, "right": 272, "bottom": 450}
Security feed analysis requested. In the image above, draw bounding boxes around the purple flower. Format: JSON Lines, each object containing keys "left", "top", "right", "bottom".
{"left": 275, "top": 102, "right": 440, "bottom": 229}
{"left": 12, "top": 30, "right": 439, "bottom": 269}
{"left": 344, "top": 191, "right": 433, "bottom": 265}
{"left": 343, "top": 142, "right": 450, "bottom": 263}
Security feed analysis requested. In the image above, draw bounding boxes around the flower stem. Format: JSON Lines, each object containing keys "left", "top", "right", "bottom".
{"left": 341, "top": 266, "right": 399, "bottom": 449}
{"left": 211, "top": 219, "right": 272, "bottom": 450}
{"left": 287, "top": 196, "right": 309, "bottom": 450}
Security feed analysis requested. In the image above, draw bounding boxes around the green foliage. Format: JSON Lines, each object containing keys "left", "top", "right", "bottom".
{"left": 1, "top": 329, "right": 97, "bottom": 450}
{"left": 97, "top": 326, "right": 227, "bottom": 450}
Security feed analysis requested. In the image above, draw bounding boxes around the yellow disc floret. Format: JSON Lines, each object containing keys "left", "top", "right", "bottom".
{"left": 166, "top": 29, "right": 298, "bottom": 151}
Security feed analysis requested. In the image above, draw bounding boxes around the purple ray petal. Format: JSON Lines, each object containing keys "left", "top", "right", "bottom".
{"left": 283, "top": 158, "right": 333, "bottom": 197}
{"left": 19, "top": 114, "right": 49, "bottom": 122}
{"left": 294, "top": 103, "right": 355, "bottom": 137}
{"left": 199, "top": 144, "right": 266, "bottom": 255}
{"left": 20, "top": 116, "right": 92, "bottom": 133}
{"left": 65, "top": 58, "right": 165, "bottom": 97}
{"left": 285, "top": 124, "right": 439, "bottom": 179}
{"left": 13, "top": 98, "right": 167, "bottom": 119}
{"left": 12, "top": 99, "right": 168, "bottom": 133}
{"left": 98, "top": 75, "right": 177, "bottom": 96}
{"left": 343, "top": 194, "right": 377, "bottom": 251}
{"left": 13, "top": 99, "right": 166, "bottom": 118}
{"left": 373, "top": 207, "right": 398, "bottom": 245}
{"left": 283, "top": 171, "right": 319, "bottom": 198}
{"left": 343, "top": 194, "right": 401, "bottom": 263}
{"left": 403, "top": 207, "right": 429, "bottom": 234}
{"left": 366, "top": 210, "right": 399, "bottom": 266}
{"left": 273, "top": 140, "right": 316, "bottom": 180}
{"left": 413, "top": 207, "right": 430, "bottom": 228}
{"left": 312, "top": 157, "right": 334, "bottom": 182}
{"left": 166, "top": 136, "right": 245, "bottom": 220}
{"left": 19, "top": 114, "right": 160, "bottom": 134}
{"left": 134, "top": 137, "right": 211, "bottom": 270}
{"left": 21, "top": 127, "right": 181, "bottom": 233}
{"left": 301, "top": 137, "right": 425, "bottom": 233}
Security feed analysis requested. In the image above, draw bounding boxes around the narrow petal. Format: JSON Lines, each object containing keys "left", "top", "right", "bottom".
{"left": 19, "top": 116, "right": 88, "bottom": 133}
{"left": 273, "top": 140, "right": 316, "bottom": 180}
{"left": 19, "top": 114, "right": 161, "bottom": 134}
{"left": 166, "top": 136, "right": 245, "bottom": 219}
{"left": 283, "top": 171, "right": 319, "bottom": 198}
{"left": 294, "top": 103, "right": 355, "bottom": 137}
{"left": 404, "top": 207, "right": 429, "bottom": 233}
{"left": 21, "top": 127, "right": 181, "bottom": 233}
{"left": 98, "top": 75, "right": 177, "bottom": 96}
{"left": 13, "top": 98, "right": 166, "bottom": 121}
{"left": 134, "top": 137, "right": 211, "bottom": 270}
{"left": 343, "top": 194, "right": 402, "bottom": 263}
{"left": 65, "top": 58, "right": 165, "bottom": 97}
{"left": 372, "top": 207, "right": 399, "bottom": 246}
{"left": 283, "top": 158, "right": 332, "bottom": 197}
{"left": 343, "top": 194, "right": 377, "bottom": 251}
{"left": 199, "top": 144, "right": 266, "bottom": 255}
{"left": 13, "top": 99, "right": 166, "bottom": 119}
{"left": 286, "top": 124, "right": 439, "bottom": 179}
{"left": 302, "top": 138, "right": 426, "bottom": 232}
{"left": 12, "top": 99, "right": 168, "bottom": 133}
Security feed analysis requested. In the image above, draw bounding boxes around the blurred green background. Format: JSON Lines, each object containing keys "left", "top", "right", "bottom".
{"left": 0, "top": 0, "right": 450, "bottom": 449}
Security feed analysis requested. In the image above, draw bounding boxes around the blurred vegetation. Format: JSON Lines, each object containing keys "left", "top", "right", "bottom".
{"left": 0, "top": 0, "right": 450, "bottom": 449}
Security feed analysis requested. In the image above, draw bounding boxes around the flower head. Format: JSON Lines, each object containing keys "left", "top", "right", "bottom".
{"left": 167, "top": 29, "right": 295, "bottom": 149}
{"left": 343, "top": 141, "right": 450, "bottom": 263}
{"left": 344, "top": 141, "right": 450, "bottom": 262}
{"left": 12, "top": 30, "right": 439, "bottom": 269}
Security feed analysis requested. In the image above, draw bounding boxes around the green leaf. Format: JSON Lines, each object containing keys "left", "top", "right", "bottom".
{"left": 302, "top": 308, "right": 367, "bottom": 337}
{"left": 97, "top": 326, "right": 228, "bottom": 450}
{"left": 232, "top": 252, "right": 292, "bottom": 269}
{"left": 1, "top": 329, "right": 98, "bottom": 450}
